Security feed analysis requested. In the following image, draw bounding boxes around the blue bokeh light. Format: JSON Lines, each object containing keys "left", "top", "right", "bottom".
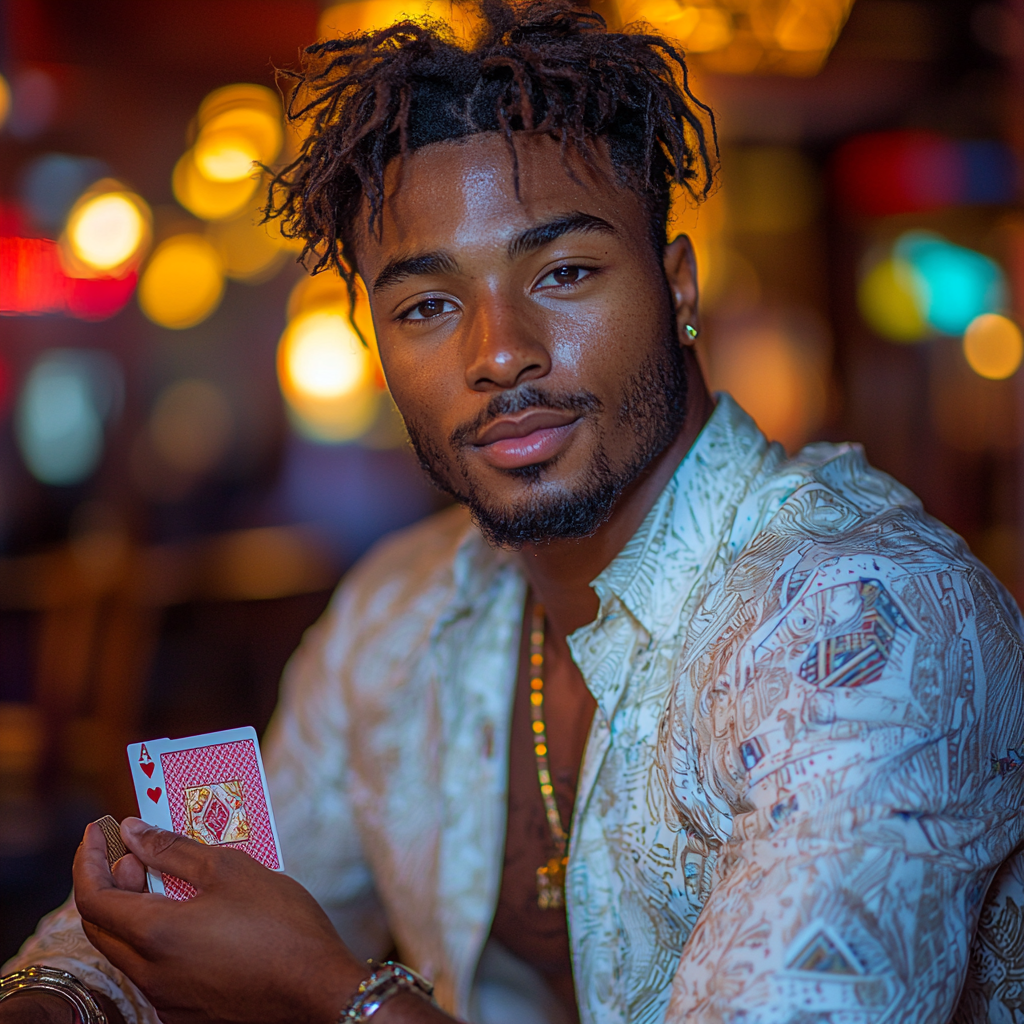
{"left": 895, "top": 232, "right": 1006, "bottom": 336}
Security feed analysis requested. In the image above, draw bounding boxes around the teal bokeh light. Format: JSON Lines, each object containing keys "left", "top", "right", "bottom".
{"left": 15, "top": 349, "right": 123, "bottom": 486}
{"left": 895, "top": 231, "right": 1006, "bottom": 336}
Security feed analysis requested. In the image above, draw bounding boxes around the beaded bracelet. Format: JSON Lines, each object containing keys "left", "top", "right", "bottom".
{"left": 0, "top": 966, "right": 108, "bottom": 1023}
{"left": 338, "top": 961, "right": 435, "bottom": 1022}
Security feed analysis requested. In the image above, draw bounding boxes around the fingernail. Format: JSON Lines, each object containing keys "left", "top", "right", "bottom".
{"left": 120, "top": 817, "right": 147, "bottom": 835}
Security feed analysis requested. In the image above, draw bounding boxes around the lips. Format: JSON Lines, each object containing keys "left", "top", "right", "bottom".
{"left": 472, "top": 409, "right": 581, "bottom": 470}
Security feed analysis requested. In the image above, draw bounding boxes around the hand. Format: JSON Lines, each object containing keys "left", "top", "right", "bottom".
{"left": 73, "top": 818, "right": 368, "bottom": 1024}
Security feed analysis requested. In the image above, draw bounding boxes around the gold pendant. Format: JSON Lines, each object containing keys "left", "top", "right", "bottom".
{"left": 536, "top": 856, "right": 567, "bottom": 910}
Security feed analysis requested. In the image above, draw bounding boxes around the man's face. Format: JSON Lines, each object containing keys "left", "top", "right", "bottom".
{"left": 354, "top": 132, "right": 692, "bottom": 547}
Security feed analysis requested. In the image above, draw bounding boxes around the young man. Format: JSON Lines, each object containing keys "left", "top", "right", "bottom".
{"left": 4, "top": 3, "right": 1024, "bottom": 1023}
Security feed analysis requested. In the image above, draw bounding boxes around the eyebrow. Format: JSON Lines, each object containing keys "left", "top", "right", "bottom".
{"left": 372, "top": 211, "right": 618, "bottom": 293}
{"left": 373, "top": 251, "right": 460, "bottom": 293}
{"left": 506, "top": 212, "right": 618, "bottom": 260}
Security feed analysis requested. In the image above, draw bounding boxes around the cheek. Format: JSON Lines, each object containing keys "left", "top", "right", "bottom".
{"left": 551, "top": 277, "right": 668, "bottom": 387}
{"left": 377, "top": 339, "right": 460, "bottom": 432}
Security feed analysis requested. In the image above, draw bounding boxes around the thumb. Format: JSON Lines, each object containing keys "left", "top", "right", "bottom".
{"left": 121, "top": 817, "right": 212, "bottom": 885}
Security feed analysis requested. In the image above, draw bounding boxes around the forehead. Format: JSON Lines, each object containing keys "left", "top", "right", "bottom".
{"left": 356, "top": 132, "right": 647, "bottom": 261}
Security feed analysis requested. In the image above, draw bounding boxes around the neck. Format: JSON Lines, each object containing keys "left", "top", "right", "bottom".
{"left": 518, "top": 355, "right": 714, "bottom": 643}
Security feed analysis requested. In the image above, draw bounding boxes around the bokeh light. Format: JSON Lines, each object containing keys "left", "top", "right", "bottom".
{"left": 895, "top": 232, "right": 1006, "bottom": 336}
{"left": 834, "top": 130, "right": 1017, "bottom": 217}
{"left": 277, "top": 310, "right": 380, "bottom": 442}
{"left": 281, "top": 311, "right": 371, "bottom": 399}
{"left": 172, "top": 84, "right": 283, "bottom": 219}
{"left": 194, "top": 131, "right": 260, "bottom": 183}
{"left": 173, "top": 150, "right": 259, "bottom": 221}
{"left": 614, "top": 0, "right": 854, "bottom": 75}
{"left": 15, "top": 350, "right": 123, "bottom": 486}
{"left": 1, "top": 236, "right": 129, "bottom": 318}
{"left": 319, "top": 1, "right": 482, "bottom": 42}
{"left": 196, "top": 106, "right": 281, "bottom": 171}
{"left": 149, "top": 378, "right": 234, "bottom": 474}
{"left": 962, "top": 314, "right": 1023, "bottom": 380}
{"left": 857, "top": 257, "right": 927, "bottom": 342}
{"left": 65, "top": 186, "right": 151, "bottom": 275}
{"left": 0, "top": 73, "right": 10, "bottom": 131}
{"left": 138, "top": 234, "right": 225, "bottom": 329}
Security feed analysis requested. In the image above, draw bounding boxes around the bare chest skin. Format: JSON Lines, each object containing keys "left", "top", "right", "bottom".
{"left": 489, "top": 599, "right": 597, "bottom": 1023}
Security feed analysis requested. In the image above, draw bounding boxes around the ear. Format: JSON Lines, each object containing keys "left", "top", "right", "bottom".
{"left": 663, "top": 234, "right": 700, "bottom": 344}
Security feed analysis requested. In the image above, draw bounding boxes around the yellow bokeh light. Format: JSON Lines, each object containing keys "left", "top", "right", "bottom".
{"left": 0, "top": 73, "right": 10, "bottom": 131}
{"left": 194, "top": 130, "right": 261, "bottom": 183}
{"left": 198, "top": 83, "right": 281, "bottom": 128}
{"left": 199, "top": 108, "right": 283, "bottom": 167}
{"left": 858, "top": 258, "right": 927, "bottom": 343}
{"left": 173, "top": 150, "right": 259, "bottom": 220}
{"left": 319, "top": 1, "right": 482, "bottom": 43}
{"left": 64, "top": 186, "right": 151, "bottom": 276}
{"left": 138, "top": 234, "right": 225, "bottom": 329}
{"left": 963, "top": 314, "right": 1024, "bottom": 381}
{"left": 278, "top": 310, "right": 379, "bottom": 442}
{"left": 280, "top": 310, "right": 371, "bottom": 399}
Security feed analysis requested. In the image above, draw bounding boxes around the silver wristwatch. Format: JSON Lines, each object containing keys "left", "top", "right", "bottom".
{"left": 0, "top": 966, "right": 108, "bottom": 1023}
{"left": 338, "top": 961, "right": 435, "bottom": 1022}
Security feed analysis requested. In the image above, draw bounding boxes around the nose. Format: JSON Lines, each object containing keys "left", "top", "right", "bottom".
{"left": 464, "top": 296, "right": 551, "bottom": 392}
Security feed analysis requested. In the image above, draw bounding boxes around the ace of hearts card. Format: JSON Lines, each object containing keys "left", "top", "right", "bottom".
{"left": 126, "top": 727, "right": 283, "bottom": 899}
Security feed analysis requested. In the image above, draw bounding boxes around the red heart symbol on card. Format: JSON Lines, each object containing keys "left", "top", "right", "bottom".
{"left": 141, "top": 762, "right": 155, "bottom": 778}
{"left": 147, "top": 787, "right": 162, "bottom": 803}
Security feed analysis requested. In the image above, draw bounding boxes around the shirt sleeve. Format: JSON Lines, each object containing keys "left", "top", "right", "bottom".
{"left": 262, "top": 581, "right": 391, "bottom": 961}
{"left": 663, "top": 548, "right": 1024, "bottom": 1023}
{"left": 2, "top": 897, "right": 160, "bottom": 1024}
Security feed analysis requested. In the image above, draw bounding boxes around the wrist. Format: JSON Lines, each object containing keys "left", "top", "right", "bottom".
{"left": 0, "top": 969, "right": 106, "bottom": 1024}
{"left": 334, "top": 961, "right": 435, "bottom": 1023}
{"left": 307, "top": 951, "right": 373, "bottom": 1024}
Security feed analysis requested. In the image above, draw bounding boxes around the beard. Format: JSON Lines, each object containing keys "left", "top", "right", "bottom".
{"left": 405, "top": 330, "right": 690, "bottom": 549}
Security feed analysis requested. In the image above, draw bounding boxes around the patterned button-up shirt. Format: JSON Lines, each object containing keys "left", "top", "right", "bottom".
{"left": 8, "top": 395, "right": 1024, "bottom": 1024}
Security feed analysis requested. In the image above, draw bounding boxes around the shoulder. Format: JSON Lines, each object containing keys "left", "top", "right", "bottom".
{"left": 323, "top": 503, "right": 476, "bottom": 639}
{"left": 680, "top": 442, "right": 1024, "bottom": 773}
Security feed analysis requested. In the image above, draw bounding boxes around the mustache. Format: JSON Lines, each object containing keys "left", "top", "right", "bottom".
{"left": 450, "top": 384, "right": 603, "bottom": 449}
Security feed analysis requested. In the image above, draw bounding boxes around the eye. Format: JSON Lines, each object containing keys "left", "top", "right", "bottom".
{"left": 400, "top": 298, "right": 457, "bottom": 321}
{"left": 536, "top": 264, "right": 593, "bottom": 289}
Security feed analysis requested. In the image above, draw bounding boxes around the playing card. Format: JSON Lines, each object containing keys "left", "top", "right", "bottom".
{"left": 93, "top": 815, "right": 129, "bottom": 868}
{"left": 126, "top": 727, "right": 283, "bottom": 900}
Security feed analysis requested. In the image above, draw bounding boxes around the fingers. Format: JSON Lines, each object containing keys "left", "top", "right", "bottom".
{"left": 74, "top": 825, "right": 154, "bottom": 944}
{"left": 75, "top": 822, "right": 116, "bottom": 893}
{"left": 112, "top": 853, "right": 148, "bottom": 892}
{"left": 120, "top": 818, "right": 212, "bottom": 885}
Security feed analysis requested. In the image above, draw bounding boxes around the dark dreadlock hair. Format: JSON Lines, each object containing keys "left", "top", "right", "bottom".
{"left": 266, "top": 0, "right": 717, "bottom": 309}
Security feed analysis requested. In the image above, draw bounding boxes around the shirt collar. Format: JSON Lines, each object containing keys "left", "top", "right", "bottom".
{"left": 590, "top": 394, "right": 773, "bottom": 638}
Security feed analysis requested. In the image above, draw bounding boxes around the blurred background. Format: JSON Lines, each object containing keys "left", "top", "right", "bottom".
{"left": 0, "top": 0, "right": 1021, "bottom": 960}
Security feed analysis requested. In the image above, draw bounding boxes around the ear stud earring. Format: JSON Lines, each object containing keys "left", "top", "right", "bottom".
{"left": 684, "top": 324, "right": 699, "bottom": 341}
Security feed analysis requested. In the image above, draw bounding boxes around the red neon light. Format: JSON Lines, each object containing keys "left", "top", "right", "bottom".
{"left": 0, "top": 237, "right": 136, "bottom": 320}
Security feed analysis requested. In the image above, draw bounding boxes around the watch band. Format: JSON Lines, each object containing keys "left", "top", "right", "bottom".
{"left": 338, "top": 961, "right": 435, "bottom": 1022}
{"left": 0, "top": 966, "right": 108, "bottom": 1023}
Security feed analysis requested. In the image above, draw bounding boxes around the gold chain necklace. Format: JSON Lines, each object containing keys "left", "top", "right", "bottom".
{"left": 529, "top": 602, "right": 569, "bottom": 910}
